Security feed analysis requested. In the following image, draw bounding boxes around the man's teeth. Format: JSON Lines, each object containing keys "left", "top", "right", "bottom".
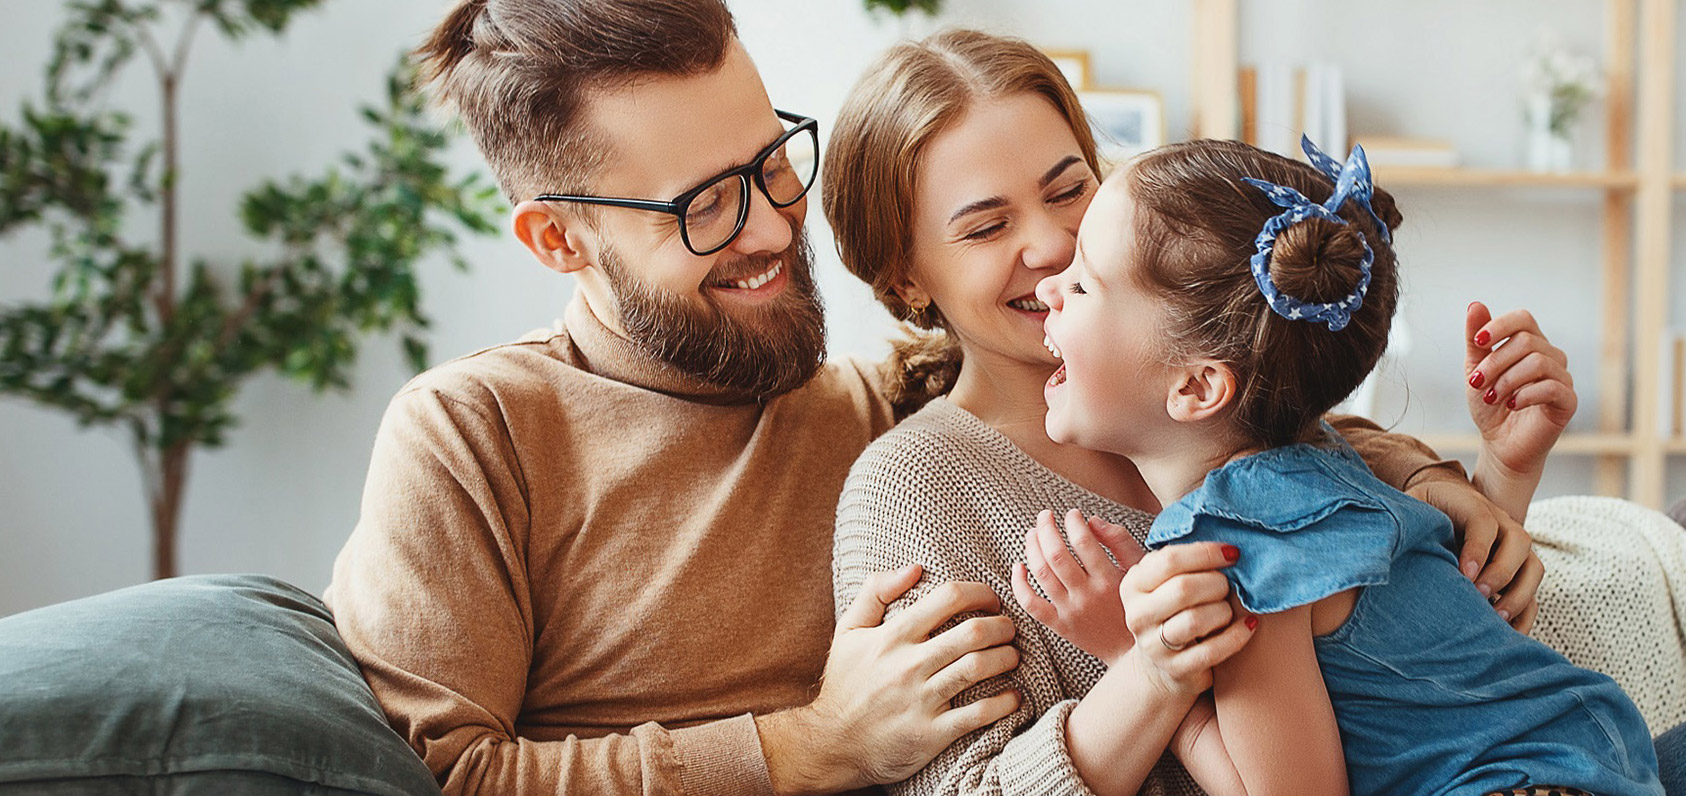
{"left": 1008, "top": 298, "right": 1050, "bottom": 312}
{"left": 1043, "top": 335, "right": 1062, "bottom": 358}
{"left": 727, "top": 263, "right": 782, "bottom": 290}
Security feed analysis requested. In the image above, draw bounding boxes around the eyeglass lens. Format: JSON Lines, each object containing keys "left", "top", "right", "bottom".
{"left": 683, "top": 126, "right": 818, "bottom": 253}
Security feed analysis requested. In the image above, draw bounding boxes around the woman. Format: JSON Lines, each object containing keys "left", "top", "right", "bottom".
{"left": 825, "top": 29, "right": 1685, "bottom": 796}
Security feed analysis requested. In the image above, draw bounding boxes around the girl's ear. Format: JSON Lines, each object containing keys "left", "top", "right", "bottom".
{"left": 1166, "top": 359, "right": 1238, "bottom": 423}
{"left": 512, "top": 200, "right": 597, "bottom": 276}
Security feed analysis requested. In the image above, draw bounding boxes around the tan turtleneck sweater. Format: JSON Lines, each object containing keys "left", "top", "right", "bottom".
{"left": 325, "top": 297, "right": 896, "bottom": 796}
{"left": 324, "top": 294, "right": 1463, "bottom": 796}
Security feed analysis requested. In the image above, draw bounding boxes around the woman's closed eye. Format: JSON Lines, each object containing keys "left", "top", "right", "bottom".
{"left": 961, "top": 221, "right": 1007, "bottom": 241}
{"left": 1050, "top": 180, "right": 1091, "bottom": 205}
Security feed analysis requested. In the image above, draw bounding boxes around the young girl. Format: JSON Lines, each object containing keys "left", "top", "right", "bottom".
{"left": 1028, "top": 137, "right": 1663, "bottom": 796}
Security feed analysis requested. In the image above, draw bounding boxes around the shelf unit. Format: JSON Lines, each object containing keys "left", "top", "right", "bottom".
{"left": 1190, "top": 0, "right": 1679, "bottom": 508}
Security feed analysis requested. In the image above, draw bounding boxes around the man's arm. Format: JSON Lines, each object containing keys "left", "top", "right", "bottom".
{"left": 328, "top": 386, "right": 781, "bottom": 795}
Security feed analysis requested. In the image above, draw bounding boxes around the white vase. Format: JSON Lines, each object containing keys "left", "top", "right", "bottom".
{"left": 1524, "top": 94, "right": 1575, "bottom": 173}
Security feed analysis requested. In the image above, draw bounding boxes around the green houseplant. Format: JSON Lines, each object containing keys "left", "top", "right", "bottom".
{"left": 0, "top": 0, "right": 503, "bottom": 579}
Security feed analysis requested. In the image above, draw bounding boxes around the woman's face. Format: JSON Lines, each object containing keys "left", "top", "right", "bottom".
{"left": 904, "top": 92, "right": 1098, "bottom": 375}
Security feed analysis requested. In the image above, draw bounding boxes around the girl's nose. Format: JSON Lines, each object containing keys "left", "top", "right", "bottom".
{"left": 1037, "top": 272, "right": 1063, "bottom": 312}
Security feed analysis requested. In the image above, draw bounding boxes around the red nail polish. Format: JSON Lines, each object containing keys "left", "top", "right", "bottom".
{"left": 1484, "top": 388, "right": 1498, "bottom": 405}
{"left": 1505, "top": 394, "right": 1517, "bottom": 410}
{"left": 1469, "top": 371, "right": 1484, "bottom": 389}
{"left": 1245, "top": 615, "right": 1258, "bottom": 631}
{"left": 1474, "top": 330, "right": 1491, "bottom": 347}
{"left": 1221, "top": 544, "right": 1241, "bottom": 562}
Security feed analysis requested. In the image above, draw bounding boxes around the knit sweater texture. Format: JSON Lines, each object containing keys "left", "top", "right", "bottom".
{"left": 325, "top": 296, "right": 895, "bottom": 796}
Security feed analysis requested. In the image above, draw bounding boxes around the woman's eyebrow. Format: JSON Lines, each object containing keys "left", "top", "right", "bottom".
{"left": 1039, "top": 155, "right": 1083, "bottom": 188}
{"left": 947, "top": 156, "right": 1086, "bottom": 225}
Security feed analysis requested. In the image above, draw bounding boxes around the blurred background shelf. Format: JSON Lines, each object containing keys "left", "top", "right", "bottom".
{"left": 1376, "top": 167, "right": 1639, "bottom": 189}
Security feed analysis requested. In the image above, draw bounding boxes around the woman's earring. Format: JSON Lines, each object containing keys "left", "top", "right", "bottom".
{"left": 909, "top": 298, "right": 931, "bottom": 323}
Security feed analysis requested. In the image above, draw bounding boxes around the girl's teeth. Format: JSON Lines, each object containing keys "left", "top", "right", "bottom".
{"left": 1043, "top": 335, "right": 1062, "bottom": 358}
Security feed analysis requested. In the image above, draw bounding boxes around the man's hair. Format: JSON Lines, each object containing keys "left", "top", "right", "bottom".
{"left": 415, "top": 0, "right": 739, "bottom": 203}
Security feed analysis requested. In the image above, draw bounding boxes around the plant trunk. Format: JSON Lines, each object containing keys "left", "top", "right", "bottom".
{"left": 147, "top": 443, "right": 190, "bottom": 580}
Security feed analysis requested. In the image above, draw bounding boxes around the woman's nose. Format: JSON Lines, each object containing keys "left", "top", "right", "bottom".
{"left": 1022, "top": 209, "right": 1077, "bottom": 272}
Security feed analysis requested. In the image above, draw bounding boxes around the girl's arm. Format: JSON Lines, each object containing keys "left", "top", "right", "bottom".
{"left": 1016, "top": 512, "right": 1258, "bottom": 796}
{"left": 1192, "top": 604, "right": 1348, "bottom": 796}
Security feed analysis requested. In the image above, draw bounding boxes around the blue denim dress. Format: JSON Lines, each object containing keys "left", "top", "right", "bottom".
{"left": 1145, "top": 437, "right": 1663, "bottom": 796}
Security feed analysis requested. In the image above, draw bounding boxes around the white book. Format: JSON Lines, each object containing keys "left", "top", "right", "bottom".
{"left": 1303, "top": 62, "right": 1326, "bottom": 154}
{"left": 1324, "top": 64, "right": 1347, "bottom": 155}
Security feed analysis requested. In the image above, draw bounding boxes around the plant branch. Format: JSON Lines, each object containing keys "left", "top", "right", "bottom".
{"left": 170, "top": 11, "right": 204, "bottom": 80}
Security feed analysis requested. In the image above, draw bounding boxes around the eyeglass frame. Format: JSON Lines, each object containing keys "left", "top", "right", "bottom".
{"left": 533, "top": 109, "right": 819, "bottom": 257}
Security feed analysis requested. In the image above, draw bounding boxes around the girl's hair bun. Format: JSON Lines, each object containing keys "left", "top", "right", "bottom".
{"left": 1268, "top": 216, "right": 1369, "bottom": 305}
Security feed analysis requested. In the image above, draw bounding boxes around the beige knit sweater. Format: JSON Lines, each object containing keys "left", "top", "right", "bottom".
{"left": 326, "top": 296, "right": 896, "bottom": 796}
{"left": 832, "top": 398, "right": 1503, "bottom": 796}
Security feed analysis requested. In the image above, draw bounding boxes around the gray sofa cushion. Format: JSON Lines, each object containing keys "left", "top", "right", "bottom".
{"left": 0, "top": 574, "right": 441, "bottom": 796}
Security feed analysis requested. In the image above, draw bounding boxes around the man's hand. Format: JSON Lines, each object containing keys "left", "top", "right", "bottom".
{"left": 1408, "top": 479, "right": 1543, "bottom": 633}
{"left": 758, "top": 565, "right": 1022, "bottom": 795}
{"left": 1011, "top": 509, "right": 1143, "bottom": 664}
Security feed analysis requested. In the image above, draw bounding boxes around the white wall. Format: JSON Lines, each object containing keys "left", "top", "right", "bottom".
{"left": 2, "top": 0, "right": 1681, "bottom": 615}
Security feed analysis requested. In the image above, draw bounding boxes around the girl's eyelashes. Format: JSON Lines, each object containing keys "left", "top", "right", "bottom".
{"left": 1067, "top": 281, "right": 1086, "bottom": 295}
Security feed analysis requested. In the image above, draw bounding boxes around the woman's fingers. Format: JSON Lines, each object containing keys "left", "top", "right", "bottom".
{"left": 1124, "top": 570, "right": 1235, "bottom": 638}
{"left": 1121, "top": 542, "right": 1240, "bottom": 595}
{"left": 1505, "top": 377, "right": 1579, "bottom": 417}
{"left": 1464, "top": 301, "right": 1494, "bottom": 373}
{"left": 1481, "top": 350, "right": 1573, "bottom": 406}
{"left": 1162, "top": 612, "right": 1255, "bottom": 675}
{"left": 1159, "top": 600, "right": 1236, "bottom": 650}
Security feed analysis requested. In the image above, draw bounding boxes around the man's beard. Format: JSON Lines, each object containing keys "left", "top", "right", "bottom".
{"left": 599, "top": 226, "right": 827, "bottom": 400}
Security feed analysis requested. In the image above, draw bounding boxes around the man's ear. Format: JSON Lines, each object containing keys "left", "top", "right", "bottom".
{"left": 512, "top": 200, "right": 596, "bottom": 276}
{"left": 1166, "top": 359, "right": 1238, "bottom": 423}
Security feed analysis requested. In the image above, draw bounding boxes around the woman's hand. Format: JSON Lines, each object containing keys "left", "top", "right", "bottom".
{"left": 1407, "top": 478, "right": 1543, "bottom": 633}
{"left": 1119, "top": 543, "right": 1256, "bottom": 697}
{"left": 1011, "top": 509, "right": 1144, "bottom": 664}
{"left": 1464, "top": 302, "right": 1577, "bottom": 521}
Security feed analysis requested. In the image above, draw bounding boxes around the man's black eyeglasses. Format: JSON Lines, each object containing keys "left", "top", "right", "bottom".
{"left": 535, "top": 110, "right": 819, "bottom": 256}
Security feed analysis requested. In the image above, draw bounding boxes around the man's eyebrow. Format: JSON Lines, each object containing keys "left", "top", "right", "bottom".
{"left": 680, "top": 126, "right": 787, "bottom": 196}
{"left": 1039, "top": 155, "right": 1084, "bottom": 189}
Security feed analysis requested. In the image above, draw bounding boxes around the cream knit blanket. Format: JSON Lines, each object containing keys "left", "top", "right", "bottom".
{"left": 1527, "top": 495, "right": 1686, "bottom": 735}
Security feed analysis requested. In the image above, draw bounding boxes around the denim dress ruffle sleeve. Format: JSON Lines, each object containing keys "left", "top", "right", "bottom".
{"left": 1145, "top": 438, "right": 1398, "bottom": 615}
{"left": 1143, "top": 433, "right": 1663, "bottom": 796}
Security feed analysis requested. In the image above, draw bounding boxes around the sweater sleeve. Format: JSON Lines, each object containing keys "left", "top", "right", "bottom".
{"left": 326, "top": 386, "right": 775, "bottom": 796}
{"left": 832, "top": 446, "right": 1101, "bottom": 796}
{"left": 1325, "top": 413, "right": 1469, "bottom": 491}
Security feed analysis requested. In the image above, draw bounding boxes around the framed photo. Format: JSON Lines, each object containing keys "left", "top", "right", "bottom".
{"left": 1078, "top": 89, "right": 1165, "bottom": 166}
{"left": 1042, "top": 49, "right": 1093, "bottom": 91}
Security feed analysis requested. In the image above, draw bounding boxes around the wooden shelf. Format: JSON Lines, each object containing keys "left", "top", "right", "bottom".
{"left": 1417, "top": 433, "right": 1639, "bottom": 456}
{"left": 1668, "top": 438, "right": 1686, "bottom": 454}
{"left": 1672, "top": 174, "right": 1686, "bottom": 189}
{"left": 1372, "top": 167, "right": 1638, "bottom": 189}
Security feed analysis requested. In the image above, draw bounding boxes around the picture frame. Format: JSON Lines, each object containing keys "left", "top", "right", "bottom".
{"left": 1041, "top": 48, "right": 1093, "bottom": 91}
{"left": 1078, "top": 89, "right": 1166, "bottom": 166}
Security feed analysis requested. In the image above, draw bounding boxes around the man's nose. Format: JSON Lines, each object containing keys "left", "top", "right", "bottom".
{"left": 730, "top": 184, "right": 797, "bottom": 256}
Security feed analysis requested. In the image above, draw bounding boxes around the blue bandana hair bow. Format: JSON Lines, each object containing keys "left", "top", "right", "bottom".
{"left": 1240, "top": 135, "right": 1384, "bottom": 332}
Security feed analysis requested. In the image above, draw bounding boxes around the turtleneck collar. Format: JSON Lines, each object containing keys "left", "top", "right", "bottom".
{"left": 562, "top": 293, "right": 770, "bottom": 406}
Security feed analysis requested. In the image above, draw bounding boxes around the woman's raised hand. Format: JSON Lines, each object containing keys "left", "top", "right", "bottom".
{"left": 1464, "top": 301, "right": 1577, "bottom": 521}
{"left": 1011, "top": 508, "right": 1144, "bottom": 664}
{"left": 1119, "top": 543, "right": 1256, "bottom": 697}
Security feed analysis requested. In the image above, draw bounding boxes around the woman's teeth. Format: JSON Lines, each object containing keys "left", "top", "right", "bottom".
{"left": 1043, "top": 335, "right": 1062, "bottom": 358}
{"left": 1008, "top": 298, "right": 1049, "bottom": 312}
